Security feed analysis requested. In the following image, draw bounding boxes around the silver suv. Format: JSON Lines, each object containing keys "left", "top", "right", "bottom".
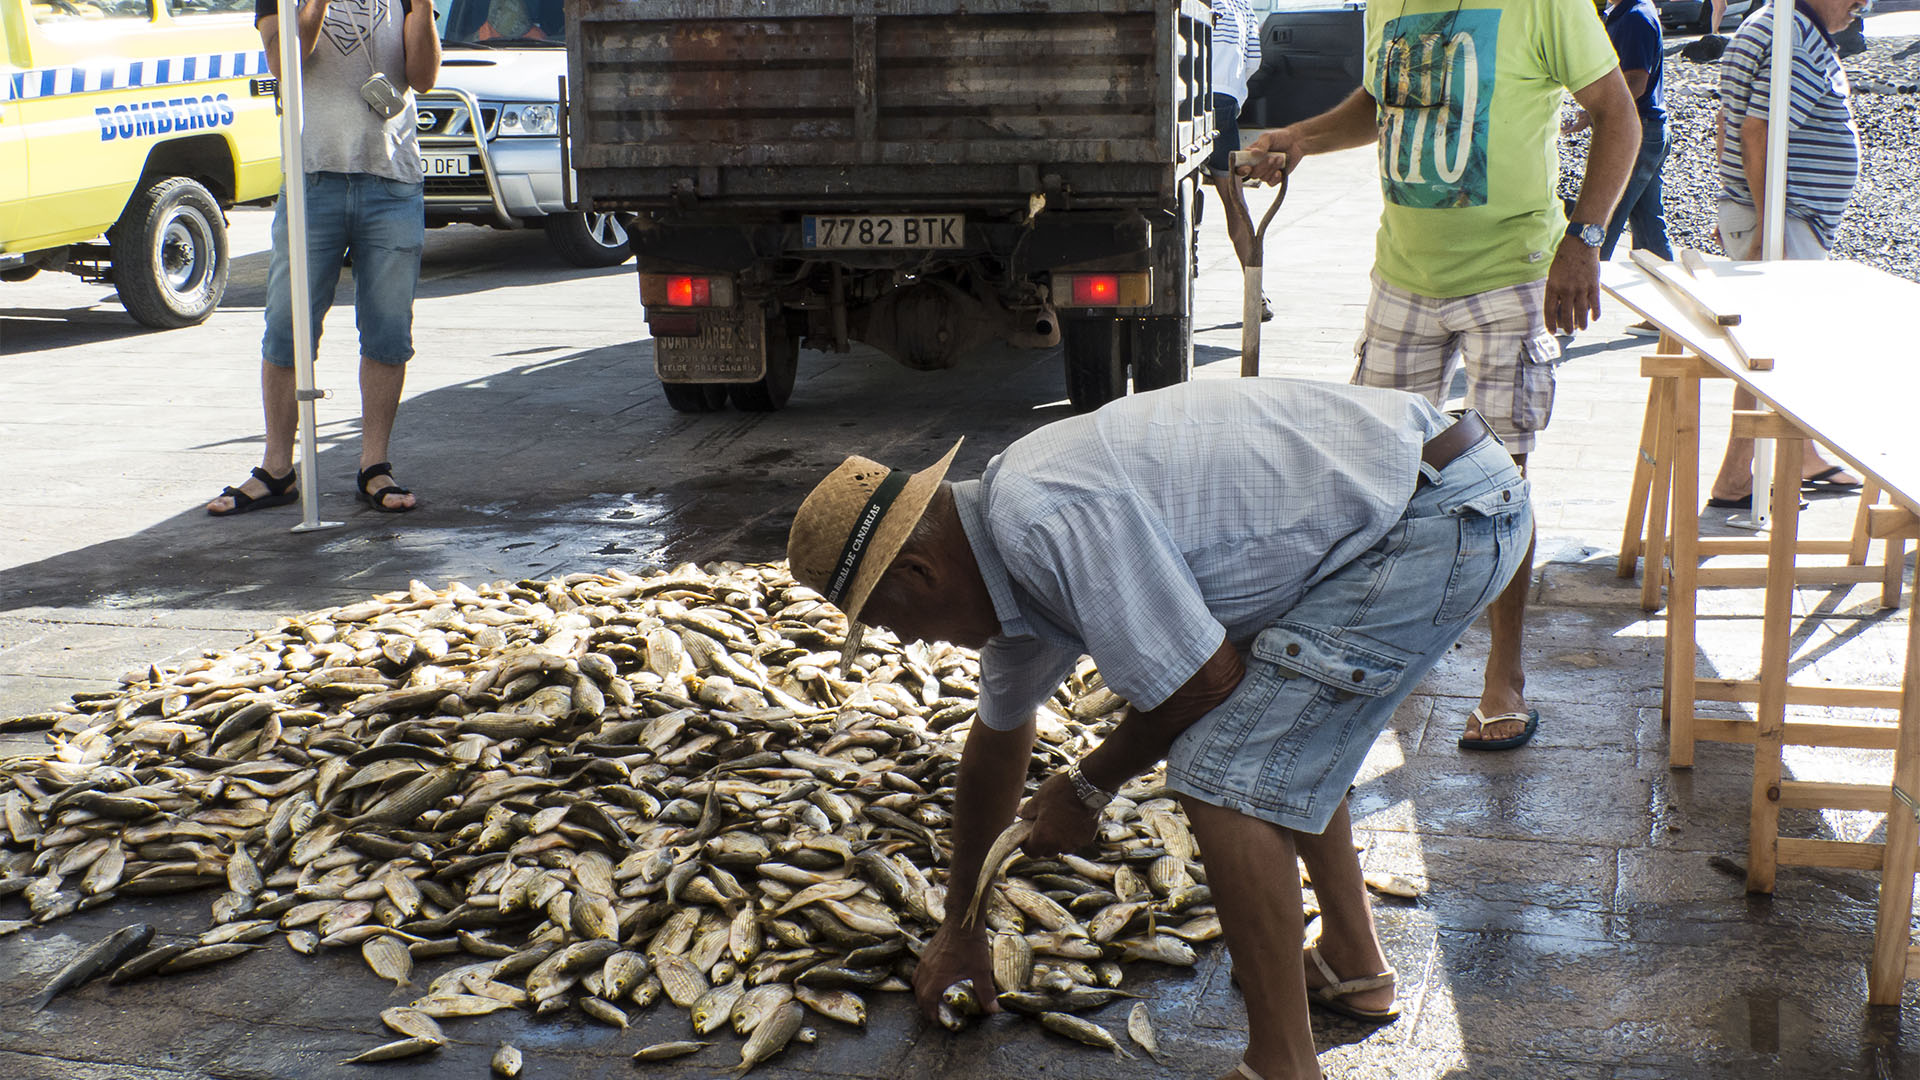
{"left": 421, "top": 0, "right": 630, "bottom": 266}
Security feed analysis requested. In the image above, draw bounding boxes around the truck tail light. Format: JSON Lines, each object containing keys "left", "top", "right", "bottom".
{"left": 1056, "top": 271, "right": 1151, "bottom": 308}
{"left": 640, "top": 273, "right": 736, "bottom": 308}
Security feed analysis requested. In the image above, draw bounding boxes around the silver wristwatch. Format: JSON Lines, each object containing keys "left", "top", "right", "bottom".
{"left": 1065, "top": 762, "right": 1113, "bottom": 811}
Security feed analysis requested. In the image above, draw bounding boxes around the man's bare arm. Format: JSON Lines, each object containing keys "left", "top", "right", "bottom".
{"left": 257, "top": 0, "right": 331, "bottom": 80}
{"left": 1545, "top": 68, "right": 1640, "bottom": 333}
{"left": 1738, "top": 113, "right": 1770, "bottom": 257}
{"left": 403, "top": 0, "right": 441, "bottom": 93}
{"left": 1080, "top": 640, "right": 1245, "bottom": 793}
{"left": 1241, "top": 87, "right": 1382, "bottom": 184}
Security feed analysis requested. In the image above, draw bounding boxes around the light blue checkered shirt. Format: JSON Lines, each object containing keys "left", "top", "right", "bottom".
{"left": 956, "top": 379, "right": 1451, "bottom": 731}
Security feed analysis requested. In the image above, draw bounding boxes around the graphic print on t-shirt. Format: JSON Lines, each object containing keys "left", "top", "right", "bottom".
{"left": 322, "top": 0, "right": 391, "bottom": 59}
{"left": 1373, "top": 8, "right": 1499, "bottom": 210}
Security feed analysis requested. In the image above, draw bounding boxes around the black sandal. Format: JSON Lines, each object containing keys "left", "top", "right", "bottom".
{"left": 207, "top": 466, "right": 298, "bottom": 517}
{"left": 356, "top": 462, "right": 414, "bottom": 513}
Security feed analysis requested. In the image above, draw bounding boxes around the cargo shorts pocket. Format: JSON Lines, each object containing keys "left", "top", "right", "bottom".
{"left": 1512, "top": 334, "right": 1559, "bottom": 434}
{"left": 1435, "top": 478, "right": 1529, "bottom": 626}
{"left": 1242, "top": 621, "right": 1414, "bottom": 817}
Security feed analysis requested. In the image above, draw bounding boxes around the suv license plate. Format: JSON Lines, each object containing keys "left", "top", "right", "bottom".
{"left": 802, "top": 214, "right": 963, "bottom": 250}
{"left": 420, "top": 152, "right": 472, "bottom": 178}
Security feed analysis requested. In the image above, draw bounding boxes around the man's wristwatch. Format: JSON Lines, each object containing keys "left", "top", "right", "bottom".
{"left": 1065, "top": 762, "right": 1114, "bottom": 811}
{"left": 1565, "top": 221, "right": 1605, "bottom": 249}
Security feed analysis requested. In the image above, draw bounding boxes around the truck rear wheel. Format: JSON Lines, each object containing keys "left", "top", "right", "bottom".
{"left": 730, "top": 312, "right": 799, "bottom": 412}
{"left": 108, "top": 176, "right": 228, "bottom": 329}
{"left": 1062, "top": 318, "right": 1129, "bottom": 413}
{"left": 546, "top": 211, "right": 633, "bottom": 268}
{"left": 661, "top": 381, "right": 731, "bottom": 413}
{"left": 1131, "top": 315, "right": 1192, "bottom": 393}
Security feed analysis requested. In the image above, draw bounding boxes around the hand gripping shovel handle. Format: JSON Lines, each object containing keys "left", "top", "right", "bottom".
{"left": 1228, "top": 150, "right": 1290, "bottom": 377}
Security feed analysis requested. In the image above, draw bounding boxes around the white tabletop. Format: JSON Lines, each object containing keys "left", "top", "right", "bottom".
{"left": 1602, "top": 258, "right": 1920, "bottom": 518}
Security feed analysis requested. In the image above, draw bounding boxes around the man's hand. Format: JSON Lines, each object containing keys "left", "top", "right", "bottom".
{"left": 1017, "top": 772, "right": 1100, "bottom": 857}
{"left": 1544, "top": 238, "right": 1601, "bottom": 334}
{"left": 911, "top": 921, "right": 999, "bottom": 1022}
{"left": 1239, "top": 128, "right": 1300, "bottom": 186}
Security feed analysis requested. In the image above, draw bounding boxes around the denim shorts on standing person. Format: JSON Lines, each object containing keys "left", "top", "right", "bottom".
{"left": 1204, "top": 92, "right": 1243, "bottom": 176}
{"left": 262, "top": 171, "right": 426, "bottom": 368}
{"left": 1167, "top": 428, "right": 1533, "bottom": 835}
{"left": 1599, "top": 115, "right": 1673, "bottom": 262}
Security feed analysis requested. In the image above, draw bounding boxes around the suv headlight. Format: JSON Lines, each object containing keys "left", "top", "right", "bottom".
{"left": 497, "top": 103, "right": 558, "bottom": 136}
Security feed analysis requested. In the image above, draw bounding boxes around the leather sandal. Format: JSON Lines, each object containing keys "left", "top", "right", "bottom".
{"left": 356, "top": 462, "right": 414, "bottom": 513}
{"left": 1304, "top": 944, "right": 1400, "bottom": 1023}
{"left": 207, "top": 466, "right": 298, "bottom": 517}
{"left": 1235, "top": 1064, "right": 1265, "bottom": 1080}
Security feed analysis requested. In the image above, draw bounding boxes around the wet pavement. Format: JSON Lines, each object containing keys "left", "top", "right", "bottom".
{"left": 3, "top": 146, "right": 1918, "bottom": 1079}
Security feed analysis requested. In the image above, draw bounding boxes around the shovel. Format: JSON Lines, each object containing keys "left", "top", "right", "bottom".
{"left": 1226, "top": 149, "right": 1290, "bottom": 377}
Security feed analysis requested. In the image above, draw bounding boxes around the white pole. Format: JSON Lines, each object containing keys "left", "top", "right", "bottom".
{"left": 1749, "top": 0, "right": 1796, "bottom": 531}
{"left": 277, "top": 1, "right": 341, "bottom": 534}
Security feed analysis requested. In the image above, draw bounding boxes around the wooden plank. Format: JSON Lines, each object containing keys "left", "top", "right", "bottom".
{"left": 1627, "top": 250, "right": 1775, "bottom": 371}
{"left": 1668, "top": 369, "right": 1701, "bottom": 768}
{"left": 1640, "top": 380, "right": 1674, "bottom": 610}
{"left": 1639, "top": 354, "right": 1722, "bottom": 379}
{"left": 1632, "top": 249, "right": 1740, "bottom": 325}
{"left": 1778, "top": 780, "right": 1896, "bottom": 812}
{"left": 1728, "top": 409, "right": 1804, "bottom": 441}
{"left": 1870, "top": 587, "right": 1920, "bottom": 1003}
{"left": 1779, "top": 837, "right": 1886, "bottom": 871}
{"left": 1619, "top": 379, "right": 1663, "bottom": 579}
{"left": 1676, "top": 248, "right": 1747, "bottom": 325}
{"left": 1869, "top": 505, "right": 1920, "bottom": 541}
{"left": 1692, "top": 716, "right": 1901, "bottom": 750}
{"left": 1694, "top": 564, "right": 1888, "bottom": 587}
{"left": 1697, "top": 537, "right": 1854, "bottom": 556}
{"left": 1696, "top": 679, "right": 1904, "bottom": 710}
{"left": 1748, "top": 438, "right": 1803, "bottom": 894}
{"left": 1851, "top": 480, "right": 1882, "bottom": 565}
{"left": 1887, "top": 537, "right": 1909, "bottom": 610}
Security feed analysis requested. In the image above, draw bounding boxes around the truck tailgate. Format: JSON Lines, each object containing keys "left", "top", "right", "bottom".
{"left": 565, "top": 0, "right": 1211, "bottom": 210}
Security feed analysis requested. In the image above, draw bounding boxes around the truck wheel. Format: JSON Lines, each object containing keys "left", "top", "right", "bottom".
{"left": 107, "top": 176, "right": 228, "bottom": 329}
{"left": 1062, "top": 318, "right": 1129, "bottom": 413}
{"left": 545, "top": 211, "right": 633, "bottom": 268}
{"left": 730, "top": 312, "right": 799, "bottom": 412}
{"left": 1131, "top": 315, "right": 1192, "bottom": 393}
{"left": 661, "top": 381, "right": 731, "bottom": 413}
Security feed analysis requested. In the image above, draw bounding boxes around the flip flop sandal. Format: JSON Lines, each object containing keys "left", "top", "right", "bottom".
{"left": 1235, "top": 1064, "right": 1266, "bottom": 1080}
{"left": 356, "top": 462, "right": 414, "bottom": 513}
{"left": 1457, "top": 707, "right": 1539, "bottom": 752}
{"left": 1801, "top": 466, "right": 1862, "bottom": 492}
{"left": 1304, "top": 944, "right": 1400, "bottom": 1023}
{"left": 1705, "top": 493, "right": 1809, "bottom": 511}
{"left": 207, "top": 466, "right": 298, "bottom": 517}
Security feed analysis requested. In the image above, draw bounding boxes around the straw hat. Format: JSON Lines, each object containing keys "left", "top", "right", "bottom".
{"left": 787, "top": 439, "right": 963, "bottom": 636}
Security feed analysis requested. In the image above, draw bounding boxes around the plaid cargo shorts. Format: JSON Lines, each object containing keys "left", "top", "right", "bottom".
{"left": 1353, "top": 272, "right": 1559, "bottom": 456}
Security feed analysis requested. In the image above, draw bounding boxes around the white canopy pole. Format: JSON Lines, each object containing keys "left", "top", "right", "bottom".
{"left": 276, "top": 1, "right": 341, "bottom": 534}
{"left": 1748, "top": 0, "right": 1796, "bottom": 530}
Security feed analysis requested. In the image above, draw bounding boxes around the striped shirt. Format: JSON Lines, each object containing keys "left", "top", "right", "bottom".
{"left": 1717, "top": 5, "right": 1858, "bottom": 248}
{"left": 952, "top": 379, "right": 1452, "bottom": 731}
{"left": 1212, "top": 0, "right": 1265, "bottom": 104}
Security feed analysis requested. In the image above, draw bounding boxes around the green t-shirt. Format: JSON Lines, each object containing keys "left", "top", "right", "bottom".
{"left": 1364, "top": 0, "right": 1617, "bottom": 298}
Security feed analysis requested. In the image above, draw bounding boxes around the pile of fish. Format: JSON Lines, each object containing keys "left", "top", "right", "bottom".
{"left": 0, "top": 563, "right": 1222, "bottom": 1071}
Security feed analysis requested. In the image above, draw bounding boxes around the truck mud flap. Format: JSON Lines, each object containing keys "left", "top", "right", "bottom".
{"left": 654, "top": 310, "right": 768, "bottom": 384}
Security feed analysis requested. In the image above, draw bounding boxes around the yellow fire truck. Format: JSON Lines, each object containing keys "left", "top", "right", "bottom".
{"left": 1, "top": 0, "right": 281, "bottom": 327}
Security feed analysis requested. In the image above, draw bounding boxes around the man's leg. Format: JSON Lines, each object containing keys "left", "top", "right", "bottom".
{"left": 1293, "top": 799, "right": 1393, "bottom": 1013}
{"left": 1453, "top": 282, "right": 1552, "bottom": 743}
{"left": 208, "top": 177, "right": 347, "bottom": 513}
{"left": 1180, "top": 794, "right": 1323, "bottom": 1080}
{"left": 348, "top": 174, "right": 425, "bottom": 510}
{"left": 1623, "top": 125, "right": 1673, "bottom": 261}
{"left": 1472, "top": 452, "right": 1534, "bottom": 739}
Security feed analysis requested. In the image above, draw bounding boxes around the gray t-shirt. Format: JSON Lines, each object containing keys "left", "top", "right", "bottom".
{"left": 258, "top": 0, "right": 422, "bottom": 183}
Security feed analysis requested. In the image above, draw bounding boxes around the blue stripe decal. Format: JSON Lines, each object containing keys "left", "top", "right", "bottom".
{"left": 7, "top": 50, "right": 267, "bottom": 100}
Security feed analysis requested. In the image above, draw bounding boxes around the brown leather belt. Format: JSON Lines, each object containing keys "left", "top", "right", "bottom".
{"left": 1419, "top": 409, "right": 1495, "bottom": 482}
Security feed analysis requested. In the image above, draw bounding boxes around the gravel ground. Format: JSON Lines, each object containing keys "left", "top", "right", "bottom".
{"left": 1561, "top": 34, "right": 1920, "bottom": 280}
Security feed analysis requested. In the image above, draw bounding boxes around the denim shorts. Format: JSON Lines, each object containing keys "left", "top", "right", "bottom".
{"left": 1167, "top": 432, "right": 1533, "bottom": 835}
{"left": 1204, "top": 92, "right": 1242, "bottom": 176}
{"left": 263, "top": 171, "right": 425, "bottom": 368}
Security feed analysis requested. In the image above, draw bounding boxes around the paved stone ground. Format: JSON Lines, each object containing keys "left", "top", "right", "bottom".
{"left": 2, "top": 146, "right": 1916, "bottom": 1079}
